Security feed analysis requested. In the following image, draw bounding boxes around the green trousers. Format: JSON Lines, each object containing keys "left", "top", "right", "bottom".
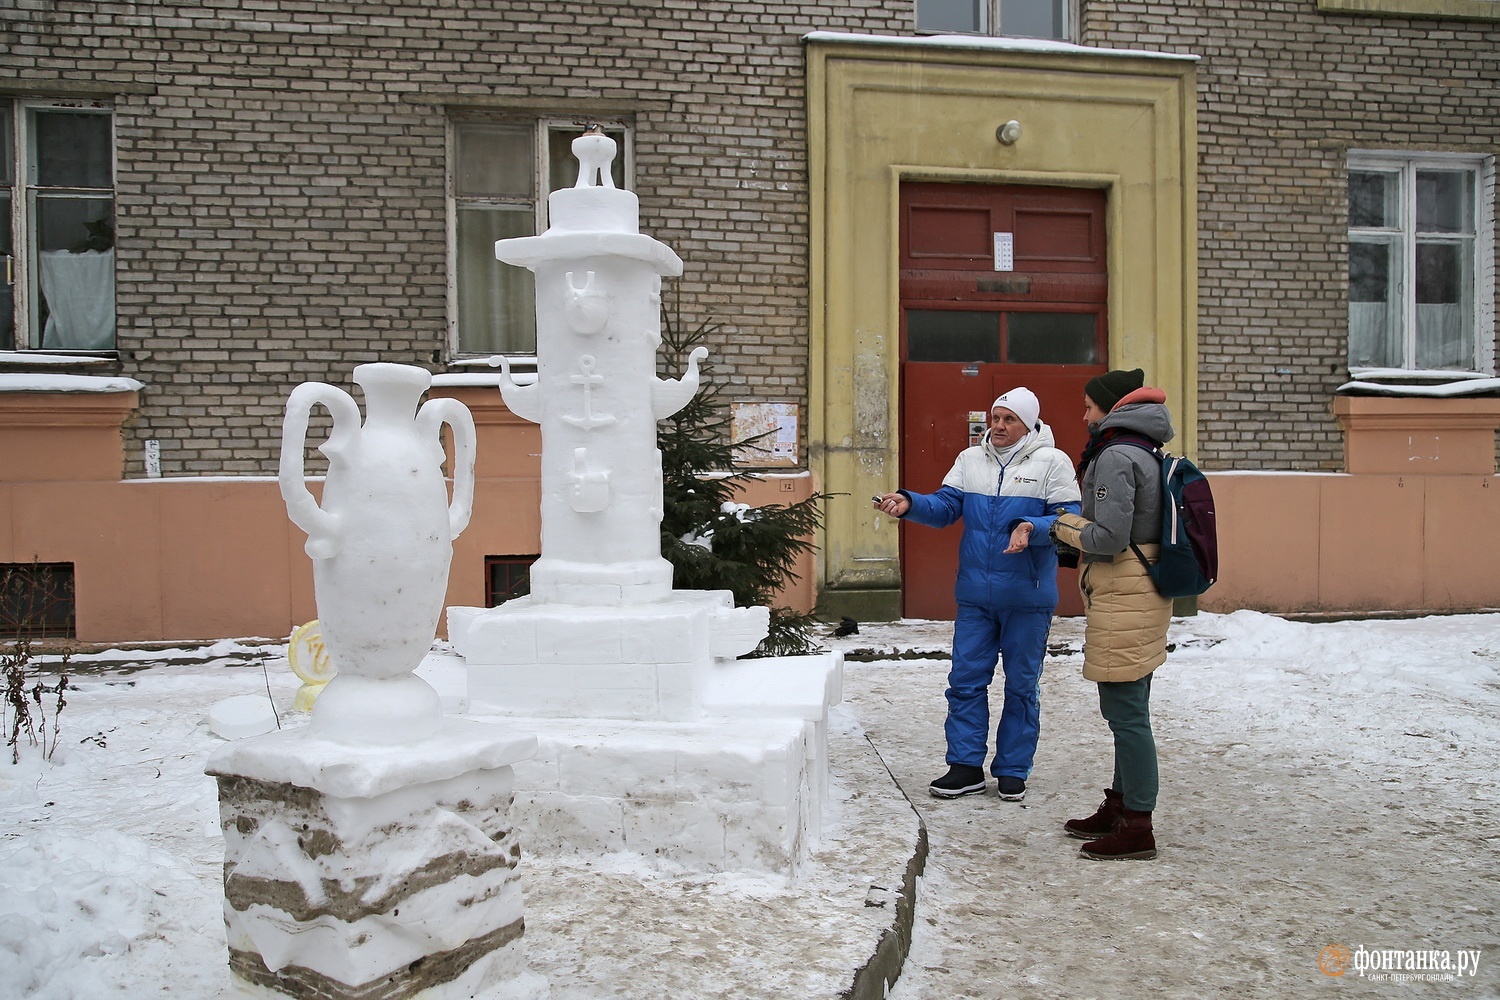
{"left": 1097, "top": 672, "right": 1158, "bottom": 812}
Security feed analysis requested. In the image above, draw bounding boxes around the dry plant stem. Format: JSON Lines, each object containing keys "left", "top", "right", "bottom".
{"left": 5, "top": 641, "right": 38, "bottom": 764}
{"left": 4, "top": 642, "right": 68, "bottom": 763}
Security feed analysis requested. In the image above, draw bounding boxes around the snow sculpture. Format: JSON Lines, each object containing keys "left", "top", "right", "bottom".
{"left": 489, "top": 130, "right": 710, "bottom": 607}
{"left": 206, "top": 363, "right": 544, "bottom": 1000}
{"left": 449, "top": 128, "right": 843, "bottom": 875}
{"left": 278, "top": 362, "right": 474, "bottom": 742}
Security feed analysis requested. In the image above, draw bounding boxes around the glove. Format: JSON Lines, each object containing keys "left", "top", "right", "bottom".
{"left": 1049, "top": 513, "right": 1090, "bottom": 564}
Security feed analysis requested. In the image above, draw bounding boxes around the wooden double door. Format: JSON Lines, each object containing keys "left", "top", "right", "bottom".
{"left": 899, "top": 181, "right": 1109, "bottom": 620}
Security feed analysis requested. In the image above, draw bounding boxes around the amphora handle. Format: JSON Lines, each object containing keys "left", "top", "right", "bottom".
{"left": 279, "top": 382, "right": 361, "bottom": 559}
{"left": 417, "top": 397, "right": 477, "bottom": 539}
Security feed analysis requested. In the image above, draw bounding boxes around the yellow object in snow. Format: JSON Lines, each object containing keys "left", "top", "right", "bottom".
{"left": 288, "top": 619, "right": 336, "bottom": 709}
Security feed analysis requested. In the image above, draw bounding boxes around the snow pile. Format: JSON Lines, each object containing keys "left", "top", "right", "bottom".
{"left": 0, "top": 833, "right": 193, "bottom": 994}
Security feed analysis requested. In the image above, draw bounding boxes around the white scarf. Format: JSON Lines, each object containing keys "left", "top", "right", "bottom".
{"left": 986, "top": 427, "right": 1037, "bottom": 467}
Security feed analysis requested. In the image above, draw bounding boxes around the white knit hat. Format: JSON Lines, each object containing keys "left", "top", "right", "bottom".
{"left": 991, "top": 387, "right": 1040, "bottom": 430}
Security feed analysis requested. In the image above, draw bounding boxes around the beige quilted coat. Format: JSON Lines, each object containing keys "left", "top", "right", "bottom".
{"left": 1053, "top": 519, "right": 1172, "bottom": 682}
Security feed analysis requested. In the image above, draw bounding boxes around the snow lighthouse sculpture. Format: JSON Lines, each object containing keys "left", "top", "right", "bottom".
{"left": 450, "top": 127, "right": 842, "bottom": 874}
{"left": 489, "top": 126, "right": 712, "bottom": 608}
{"left": 454, "top": 126, "right": 772, "bottom": 721}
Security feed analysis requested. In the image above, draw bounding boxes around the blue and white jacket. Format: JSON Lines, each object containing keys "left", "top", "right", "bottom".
{"left": 900, "top": 423, "right": 1082, "bottom": 610}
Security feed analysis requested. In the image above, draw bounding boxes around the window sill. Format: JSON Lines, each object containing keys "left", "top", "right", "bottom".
{"left": 0, "top": 351, "right": 118, "bottom": 367}
{"left": 1318, "top": 0, "right": 1500, "bottom": 21}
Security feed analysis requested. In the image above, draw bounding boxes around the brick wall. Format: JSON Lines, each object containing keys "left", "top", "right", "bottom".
{"left": 1081, "top": 0, "right": 1500, "bottom": 470}
{"left": 2, "top": 1, "right": 912, "bottom": 475}
{"left": 9, "top": 2, "right": 1498, "bottom": 476}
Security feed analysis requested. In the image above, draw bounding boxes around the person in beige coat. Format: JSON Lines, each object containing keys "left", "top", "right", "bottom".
{"left": 1050, "top": 368, "right": 1173, "bottom": 861}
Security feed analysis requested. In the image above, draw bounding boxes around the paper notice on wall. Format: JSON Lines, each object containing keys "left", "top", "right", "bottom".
{"left": 731, "top": 402, "right": 799, "bottom": 467}
{"left": 993, "top": 232, "right": 1014, "bottom": 272}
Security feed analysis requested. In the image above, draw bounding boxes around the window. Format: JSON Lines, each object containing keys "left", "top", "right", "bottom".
{"left": 449, "top": 118, "right": 629, "bottom": 358}
{"left": 1347, "top": 153, "right": 1494, "bottom": 372}
{"left": 485, "top": 555, "right": 537, "bottom": 607}
{"left": 1, "top": 102, "right": 116, "bottom": 352}
{"left": 1, "top": 562, "right": 76, "bottom": 639}
{"left": 915, "top": 0, "right": 1073, "bottom": 39}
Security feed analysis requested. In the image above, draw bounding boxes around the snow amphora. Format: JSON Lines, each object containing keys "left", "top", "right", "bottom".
{"left": 278, "top": 363, "right": 476, "bottom": 745}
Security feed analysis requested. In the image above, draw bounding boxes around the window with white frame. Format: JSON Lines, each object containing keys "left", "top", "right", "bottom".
{"left": 449, "top": 117, "right": 629, "bottom": 357}
{"left": 915, "top": 0, "right": 1073, "bottom": 40}
{"left": 1347, "top": 152, "right": 1495, "bottom": 373}
{"left": 1, "top": 101, "right": 117, "bottom": 352}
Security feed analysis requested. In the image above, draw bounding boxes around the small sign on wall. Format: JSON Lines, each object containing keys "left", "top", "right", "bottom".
{"left": 992, "top": 232, "right": 1014, "bottom": 272}
{"left": 731, "top": 402, "right": 799, "bottom": 467}
{"left": 968, "top": 411, "right": 987, "bottom": 447}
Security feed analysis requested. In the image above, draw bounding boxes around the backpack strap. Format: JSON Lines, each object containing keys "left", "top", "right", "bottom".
{"left": 1100, "top": 433, "right": 1165, "bottom": 576}
{"left": 1102, "top": 432, "right": 1164, "bottom": 459}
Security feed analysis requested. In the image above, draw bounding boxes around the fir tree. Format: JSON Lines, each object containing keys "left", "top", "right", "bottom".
{"left": 657, "top": 308, "right": 829, "bottom": 656}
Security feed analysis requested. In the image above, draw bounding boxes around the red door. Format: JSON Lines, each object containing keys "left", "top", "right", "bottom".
{"left": 898, "top": 182, "right": 1108, "bottom": 620}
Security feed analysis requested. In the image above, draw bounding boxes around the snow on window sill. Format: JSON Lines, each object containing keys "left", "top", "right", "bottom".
{"left": 0, "top": 373, "right": 143, "bottom": 393}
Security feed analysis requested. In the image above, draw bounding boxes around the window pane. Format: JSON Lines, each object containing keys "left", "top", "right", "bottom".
{"left": 907, "top": 309, "right": 1000, "bottom": 362}
{"left": 485, "top": 556, "right": 536, "bottom": 607}
{"left": 35, "top": 194, "right": 113, "bottom": 253}
{"left": 1349, "top": 170, "right": 1398, "bottom": 229}
{"left": 34, "top": 195, "right": 115, "bottom": 350}
{"left": 1005, "top": 312, "right": 1098, "bottom": 364}
{"left": 0, "top": 190, "right": 12, "bottom": 345}
{"left": 30, "top": 111, "right": 112, "bottom": 188}
{"left": 547, "top": 125, "right": 626, "bottom": 194}
{"left": 917, "top": 0, "right": 983, "bottom": 32}
{"left": 0, "top": 106, "right": 11, "bottom": 185}
{"left": 456, "top": 124, "right": 532, "bottom": 199}
{"left": 1000, "top": 0, "right": 1065, "bottom": 39}
{"left": 1416, "top": 170, "right": 1472, "bottom": 234}
{"left": 457, "top": 206, "right": 535, "bottom": 354}
{"left": 1414, "top": 240, "right": 1473, "bottom": 369}
{"left": 1348, "top": 239, "right": 1400, "bottom": 368}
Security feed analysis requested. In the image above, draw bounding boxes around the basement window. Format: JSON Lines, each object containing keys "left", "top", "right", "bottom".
{"left": 1, "top": 562, "right": 76, "bottom": 639}
{"left": 485, "top": 556, "right": 537, "bottom": 607}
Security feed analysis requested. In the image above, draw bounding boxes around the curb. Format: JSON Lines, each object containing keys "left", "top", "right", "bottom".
{"left": 842, "top": 735, "right": 930, "bottom": 1000}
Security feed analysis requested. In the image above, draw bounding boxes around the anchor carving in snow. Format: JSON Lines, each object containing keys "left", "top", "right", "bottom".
{"left": 562, "top": 355, "right": 616, "bottom": 430}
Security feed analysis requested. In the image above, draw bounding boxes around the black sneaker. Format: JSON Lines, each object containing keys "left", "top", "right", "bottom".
{"left": 996, "top": 776, "right": 1027, "bottom": 801}
{"left": 929, "top": 764, "right": 987, "bottom": 799}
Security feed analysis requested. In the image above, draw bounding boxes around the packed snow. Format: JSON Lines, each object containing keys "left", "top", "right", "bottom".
{"left": 1, "top": 610, "right": 1497, "bottom": 997}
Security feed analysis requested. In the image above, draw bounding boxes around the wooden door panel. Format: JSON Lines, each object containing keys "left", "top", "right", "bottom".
{"left": 898, "top": 181, "right": 1106, "bottom": 620}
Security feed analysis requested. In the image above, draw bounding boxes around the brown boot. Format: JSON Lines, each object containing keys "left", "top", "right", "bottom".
{"left": 1079, "top": 807, "right": 1157, "bottom": 860}
{"left": 1063, "top": 788, "right": 1123, "bottom": 840}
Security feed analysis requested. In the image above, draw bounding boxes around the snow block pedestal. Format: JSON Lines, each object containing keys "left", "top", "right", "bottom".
{"left": 451, "top": 603, "right": 843, "bottom": 875}
{"left": 206, "top": 720, "right": 546, "bottom": 1000}
{"left": 451, "top": 591, "right": 769, "bottom": 721}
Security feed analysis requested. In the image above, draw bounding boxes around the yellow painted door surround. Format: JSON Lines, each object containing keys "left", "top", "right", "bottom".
{"left": 805, "top": 33, "right": 1198, "bottom": 618}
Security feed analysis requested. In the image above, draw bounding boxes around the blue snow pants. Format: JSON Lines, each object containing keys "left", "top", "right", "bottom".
{"left": 944, "top": 602, "right": 1052, "bottom": 778}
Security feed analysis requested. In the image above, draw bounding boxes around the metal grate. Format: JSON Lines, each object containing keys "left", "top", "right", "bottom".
{"left": 1, "top": 563, "right": 76, "bottom": 639}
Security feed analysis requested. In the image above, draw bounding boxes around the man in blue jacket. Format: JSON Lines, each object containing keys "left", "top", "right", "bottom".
{"left": 875, "top": 388, "right": 1082, "bottom": 800}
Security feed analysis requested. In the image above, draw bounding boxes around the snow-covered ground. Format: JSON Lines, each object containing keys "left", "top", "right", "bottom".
{"left": 1, "top": 611, "right": 1497, "bottom": 998}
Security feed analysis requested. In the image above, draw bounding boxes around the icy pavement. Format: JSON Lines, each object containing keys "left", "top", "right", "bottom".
{"left": 839, "top": 614, "right": 1500, "bottom": 999}
{"left": 2, "top": 612, "right": 1497, "bottom": 997}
